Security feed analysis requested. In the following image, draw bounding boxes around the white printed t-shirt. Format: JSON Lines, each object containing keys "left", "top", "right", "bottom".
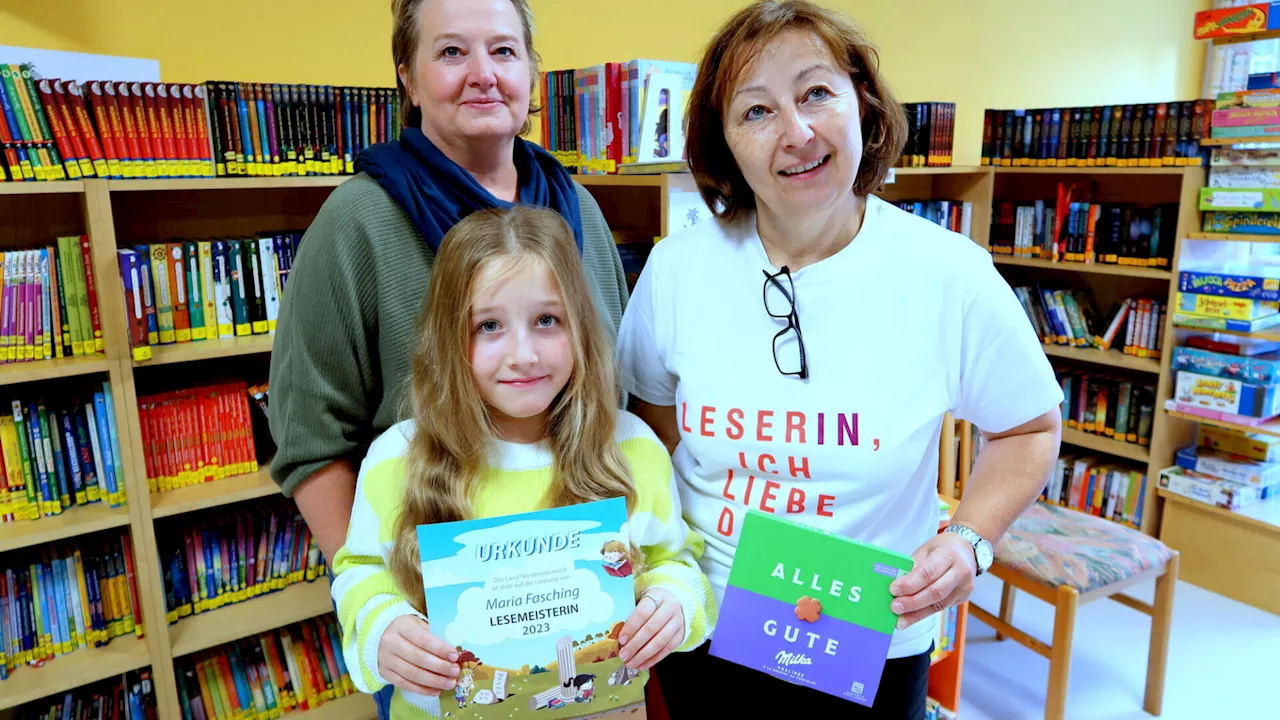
{"left": 616, "top": 194, "right": 1064, "bottom": 659}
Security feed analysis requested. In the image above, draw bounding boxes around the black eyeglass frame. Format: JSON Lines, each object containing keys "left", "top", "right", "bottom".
{"left": 762, "top": 265, "right": 809, "bottom": 380}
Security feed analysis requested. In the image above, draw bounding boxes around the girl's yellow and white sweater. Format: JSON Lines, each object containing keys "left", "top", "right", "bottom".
{"left": 330, "top": 410, "right": 717, "bottom": 718}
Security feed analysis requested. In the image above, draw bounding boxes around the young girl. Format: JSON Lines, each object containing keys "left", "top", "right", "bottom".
{"left": 329, "top": 206, "right": 717, "bottom": 718}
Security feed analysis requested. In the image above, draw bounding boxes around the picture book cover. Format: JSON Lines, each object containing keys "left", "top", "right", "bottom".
{"left": 708, "top": 509, "right": 915, "bottom": 707}
{"left": 416, "top": 497, "right": 647, "bottom": 718}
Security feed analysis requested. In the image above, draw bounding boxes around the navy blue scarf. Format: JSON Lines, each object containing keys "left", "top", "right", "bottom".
{"left": 354, "top": 127, "right": 583, "bottom": 255}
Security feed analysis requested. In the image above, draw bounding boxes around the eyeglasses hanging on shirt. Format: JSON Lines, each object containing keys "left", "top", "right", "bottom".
{"left": 762, "top": 266, "right": 808, "bottom": 380}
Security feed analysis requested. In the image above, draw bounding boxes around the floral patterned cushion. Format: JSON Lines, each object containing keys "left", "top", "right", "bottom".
{"left": 994, "top": 502, "right": 1173, "bottom": 593}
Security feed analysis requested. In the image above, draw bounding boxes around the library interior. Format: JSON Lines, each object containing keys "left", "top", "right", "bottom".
{"left": 0, "top": 0, "right": 1277, "bottom": 719}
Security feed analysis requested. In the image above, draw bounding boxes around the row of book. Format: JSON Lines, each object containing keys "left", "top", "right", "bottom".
{"left": 8, "top": 670, "right": 157, "bottom": 719}
{"left": 0, "top": 62, "right": 398, "bottom": 182}
{"left": 1011, "top": 285, "right": 1166, "bottom": 358}
{"left": 139, "top": 381, "right": 261, "bottom": 494}
{"left": 0, "top": 531, "right": 144, "bottom": 679}
{"left": 118, "top": 233, "right": 302, "bottom": 361}
{"left": 980, "top": 101, "right": 1212, "bottom": 168}
{"left": 205, "top": 82, "right": 397, "bottom": 179}
{"left": 0, "top": 385, "right": 128, "bottom": 525}
{"left": 1045, "top": 453, "right": 1149, "bottom": 529}
{"left": 990, "top": 198, "right": 1177, "bottom": 269}
{"left": 159, "top": 499, "right": 324, "bottom": 624}
{"left": 539, "top": 60, "right": 696, "bottom": 174}
{"left": 891, "top": 200, "right": 975, "bottom": 240}
{"left": 175, "top": 615, "right": 359, "bottom": 719}
{"left": 897, "top": 102, "right": 955, "bottom": 168}
{"left": 1059, "top": 369, "right": 1157, "bottom": 448}
{"left": 0, "top": 236, "right": 106, "bottom": 363}
{"left": 1159, "top": 420, "right": 1280, "bottom": 512}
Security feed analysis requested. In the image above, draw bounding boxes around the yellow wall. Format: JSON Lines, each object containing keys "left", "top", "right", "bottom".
{"left": 2, "top": 0, "right": 1210, "bottom": 166}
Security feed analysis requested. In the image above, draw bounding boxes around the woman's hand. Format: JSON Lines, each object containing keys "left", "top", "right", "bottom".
{"left": 377, "top": 616, "right": 461, "bottom": 697}
{"left": 888, "top": 532, "right": 978, "bottom": 630}
{"left": 618, "top": 588, "right": 685, "bottom": 671}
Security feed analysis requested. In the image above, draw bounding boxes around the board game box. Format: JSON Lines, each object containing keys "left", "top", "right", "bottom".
{"left": 416, "top": 497, "right": 646, "bottom": 718}
{"left": 708, "top": 510, "right": 914, "bottom": 707}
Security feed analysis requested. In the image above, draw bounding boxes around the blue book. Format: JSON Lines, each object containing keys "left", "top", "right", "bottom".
{"left": 416, "top": 497, "right": 646, "bottom": 717}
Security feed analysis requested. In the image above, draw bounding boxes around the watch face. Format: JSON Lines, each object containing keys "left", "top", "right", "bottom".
{"left": 976, "top": 542, "right": 994, "bottom": 568}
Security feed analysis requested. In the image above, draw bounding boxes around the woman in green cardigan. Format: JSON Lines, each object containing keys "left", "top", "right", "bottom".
{"left": 266, "top": 0, "right": 628, "bottom": 714}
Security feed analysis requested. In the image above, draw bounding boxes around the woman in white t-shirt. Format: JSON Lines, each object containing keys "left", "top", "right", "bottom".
{"left": 616, "top": 2, "right": 1063, "bottom": 717}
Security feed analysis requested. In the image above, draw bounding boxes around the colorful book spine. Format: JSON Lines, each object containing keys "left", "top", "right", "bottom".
{"left": 0, "top": 530, "right": 144, "bottom": 679}
{"left": 140, "top": 380, "right": 258, "bottom": 493}
{"left": 174, "top": 614, "right": 356, "bottom": 718}
{"left": 0, "top": 382, "right": 126, "bottom": 524}
{"left": 159, "top": 499, "right": 325, "bottom": 623}
{"left": 6, "top": 668, "right": 157, "bottom": 718}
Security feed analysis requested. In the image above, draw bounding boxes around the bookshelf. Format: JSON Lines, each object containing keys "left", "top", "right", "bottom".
{"left": 0, "top": 172, "right": 704, "bottom": 719}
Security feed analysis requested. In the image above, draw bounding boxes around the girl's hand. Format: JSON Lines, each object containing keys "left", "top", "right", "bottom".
{"left": 618, "top": 588, "right": 684, "bottom": 671}
{"left": 377, "top": 616, "right": 461, "bottom": 697}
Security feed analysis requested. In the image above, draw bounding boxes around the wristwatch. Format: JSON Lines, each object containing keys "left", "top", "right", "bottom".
{"left": 943, "top": 524, "right": 994, "bottom": 576}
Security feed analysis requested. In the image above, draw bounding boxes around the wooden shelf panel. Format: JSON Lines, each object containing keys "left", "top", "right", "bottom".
{"left": 1042, "top": 343, "right": 1162, "bottom": 374}
{"left": 107, "top": 176, "right": 348, "bottom": 192}
{"left": 0, "top": 355, "right": 111, "bottom": 387}
{"left": 573, "top": 174, "right": 671, "bottom": 187}
{"left": 0, "top": 181, "right": 86, "bottom": 196}
{"left": 992, "top": 255, "right": 1172, "bottom": 279}
{"left": 992, "top": 166, "right": 1193, "bottom": 175}
{"left": 151, "top": 468, "right": 277, "bottom": 518}
{"left": 1157, "top": 488, "right": 1280, "bottom": 535}
{"left": 1200, "top": 135, "right": 1280, "bottom": 146}
{"left": 1165, "top": 408, "right": 1280, "bottom": 438}
{"left": 891, "top": 166, "right": 989, "bottom": 175}
{"left": 0, "top": 638, "right": 150, "bottom": 711}
{"left": 134, "top": 333, "right": 274, "bottom": 366}
{"left": 1186, "top": 232, "right": 1280, "bottom": 243}
{"left": 291, "top": 692, "right": 378, "bottom": 720}
{"left": 1060, "top": 427, "right": 1151, "bottom": 463}
{"left": 0, "top": 503, "right": 131, "bottom": 553}
{"left": 1210, "top": 28, "right": 1280, "bottom": 46}
{"left": 169, "top": 577, "right": 334, "bottom": 658}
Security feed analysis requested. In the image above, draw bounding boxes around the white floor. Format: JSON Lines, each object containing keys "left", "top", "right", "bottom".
{"left": 957, "top": 572, "right": 1279, "bottom": 720}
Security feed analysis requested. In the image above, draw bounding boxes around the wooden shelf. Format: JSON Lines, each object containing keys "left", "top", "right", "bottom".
{"left": 992, "top": 165, "right": 1194, "bottom": 175}
{"left": 0, "top": 180, "right": 86, "bottom": 195}
{"left": 1200, "top": 135, "right": 1280, "bottom": 146}
{"left": 0, "top": 502, "right": 131, "bottom": 553}
{"left": 1186, "top": 232, "right": 1280, "bottom": 243}
{"left": 151, "top": 467, "right": 276, "bottom": 518}
{"left": 0, "top": 638, "right": 150, "bottom": 711}
{"left": 992, "top": 255, "right": 1173, "bottom": 279}
{"left": 169, "top": 577, "right": 335, "bottom": 658}
{"left": 573, "top": 173, "right": 673, "bottom": 187}
{"left": 107, "top": 176, "right": 348, "bottom": 192}
{"left": 1060, "top": 427, "right": 1151, "bottom": 463}
{"left": 0, "top": 355, "right": 111, "bottom": 386}
{"left": 892, "top": 166, "right": 989, "bottom": 175}
{"left": 1165, "top": 408, "right": 1280, "bottom": 438}
{"left": 1171, "top": 324, "right": 1280, "bottom": 342}
{"left": 1042, "top": 343, "right": 1163, "bottom": 373}
{"left": 1210, "top": 28, "right": 1280, "bottom": 46}
{"left": 134, "top": 333, "right": 274, "bottom": 366}
{"left": 1157, "top": 488, "right": 1280, "bottom": 535}
{"left": 290, "top": 692, "right": 378, "bottom": 720}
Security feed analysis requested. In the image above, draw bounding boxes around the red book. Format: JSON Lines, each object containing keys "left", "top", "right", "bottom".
{"left": 62, "top": 81, "right": 107, "bottom": 177}
{"left": 86, "top": 81, "right": 123, "bottom": 176}
{"left": 124, "top": 82, "right": 158, "bottom": 174}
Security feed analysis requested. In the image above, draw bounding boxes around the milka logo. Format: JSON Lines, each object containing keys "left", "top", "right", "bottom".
{"left": 774, "top": 651, "right": 813, "bottom": 667}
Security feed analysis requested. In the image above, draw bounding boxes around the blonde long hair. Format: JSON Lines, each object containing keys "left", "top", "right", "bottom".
{"left": 389, "top": 206, "right": 639, "bottom": 613}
